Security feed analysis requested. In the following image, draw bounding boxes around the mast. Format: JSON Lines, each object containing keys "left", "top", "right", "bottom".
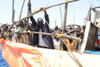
{"left": 12, "top": 0, "right": 15, "bottom": 23}
{"left": 19, "top": 0, "right": 25, "bottom": 21}
{"left": 62, "top": 3, "right": 68, "bottom": 34}
{"left": 60, "top": 0, "right": 78, "bottom": 50}
{"left": 60, "top": 1, "right": 68, "bottom": 50}
{"left": 27, "top": 0, "right": 30, "bottom": 16}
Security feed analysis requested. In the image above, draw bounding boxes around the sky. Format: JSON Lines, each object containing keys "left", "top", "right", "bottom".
{"left": 0, "top": 0, "right": 100, "bottom": 28}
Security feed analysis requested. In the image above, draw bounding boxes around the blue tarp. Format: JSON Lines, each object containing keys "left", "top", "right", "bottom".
{"left": 85, "top": 50, "right": 100, "bottom": 55}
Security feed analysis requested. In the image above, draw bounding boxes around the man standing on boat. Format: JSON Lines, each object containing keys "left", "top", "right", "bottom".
{"left": 28, "top": 2, "right": 54, "bottom": 49}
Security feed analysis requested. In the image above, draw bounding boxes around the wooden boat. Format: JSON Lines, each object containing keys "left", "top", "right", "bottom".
{"left": 0, "top": 38, "right": 100, "bottom": 67}
{"left": 0, "top": 0, "right": 100, "bottom": 67}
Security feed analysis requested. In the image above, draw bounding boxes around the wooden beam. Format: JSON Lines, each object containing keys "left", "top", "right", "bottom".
{"left": 21, "top": 31, "right": 82, "bottom": 42}
{"left": 8, "top": 0, "right": 78, "bottom": 34}
{"left": 19, "top": 0, "right": 78, "bottom": 22}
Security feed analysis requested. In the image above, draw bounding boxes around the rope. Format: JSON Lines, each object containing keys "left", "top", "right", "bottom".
{"left": 53, "top": 48, "right": 60, "bottom": 67}
{"left": 65, "top": 0, "right": 68, "bottom": 4}
{"left": 3, "top": 32, "right": 7, "bottom": 37}
{"left": 55, "top": 34, "right": 64, "bottom": 38}
{"left": 43, "top": 8, "right": 46, "bottom": 12}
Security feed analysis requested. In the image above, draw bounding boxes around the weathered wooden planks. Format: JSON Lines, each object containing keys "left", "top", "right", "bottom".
{"left": 80, "top": 21, "right": 98, "bottom": 53}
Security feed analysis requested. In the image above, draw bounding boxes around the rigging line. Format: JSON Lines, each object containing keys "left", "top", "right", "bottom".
{"left": 19, "top": 0, "right": 25, "bottom": 21}
{"left": 53, "top": 48, "right": 60, "bottom": 67}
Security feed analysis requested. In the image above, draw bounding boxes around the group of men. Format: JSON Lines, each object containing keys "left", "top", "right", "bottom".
{"left": 0, "top": 3, "right": 85, "bottom": 51}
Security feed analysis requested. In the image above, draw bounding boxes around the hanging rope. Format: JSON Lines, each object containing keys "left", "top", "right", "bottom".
{"left": 53, "top": 48, "right": 60, "bottom": 67}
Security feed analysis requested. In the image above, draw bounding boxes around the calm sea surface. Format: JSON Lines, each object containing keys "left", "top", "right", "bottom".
{"left": 0, "top": 45, "right": 9, "bottom": 67}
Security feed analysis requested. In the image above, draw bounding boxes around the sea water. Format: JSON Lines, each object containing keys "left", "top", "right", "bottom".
{"left": 0, "top": 45, "right": 9, "bottom": 67}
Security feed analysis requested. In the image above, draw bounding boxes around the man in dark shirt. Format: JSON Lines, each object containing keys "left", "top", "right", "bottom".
{"left": 28, "top": 4, "right": 54, "bottom": 49}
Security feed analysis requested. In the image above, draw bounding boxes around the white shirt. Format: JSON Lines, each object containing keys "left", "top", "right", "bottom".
{"left": 53, "top": 39, "right": 60, "bottom": 49}
{"left": 39, "top": 29, "right": 48, "bottom": 47}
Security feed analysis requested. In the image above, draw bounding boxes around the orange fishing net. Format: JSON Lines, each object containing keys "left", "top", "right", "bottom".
{"left": 0, "top": 38, "right": 50, "bottom": 67}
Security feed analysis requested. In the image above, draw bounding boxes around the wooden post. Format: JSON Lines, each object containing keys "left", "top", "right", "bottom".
{"left": 59, "top": 2, "right": 68, "bottom": 50}
{"left": 62, "top": 4, "right": 68, "bottom": 34}
{"left": 27, "top": 0, "right": 30, "bottom": 16}
{"left": 59, "top": 0, "right": 78, "bottom": 50}
{"left": 12, "top": 0, "right": 15, "bottom": 23}
{"left": 19, "top": 0, "right": 25, "bottom": 21}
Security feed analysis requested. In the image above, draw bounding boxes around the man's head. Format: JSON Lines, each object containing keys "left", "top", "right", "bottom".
{"left": 37, "top": 18, "right": 43, "bottom": 27}
{"left": 3, "top": 26, "right": 8, "bottom": 31}
{"left": 69, "top": 25, "right": 74, "bottom": 30}
{"left": 76, "top": 27, "right": 81, "bottom": 32}
{"left": 19, "top": 21, "right": 24, "bottom": 27}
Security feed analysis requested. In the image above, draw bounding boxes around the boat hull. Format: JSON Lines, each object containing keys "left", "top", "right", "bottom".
{"left": 0, "top": 38, "right": 100, "bottom": 67}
